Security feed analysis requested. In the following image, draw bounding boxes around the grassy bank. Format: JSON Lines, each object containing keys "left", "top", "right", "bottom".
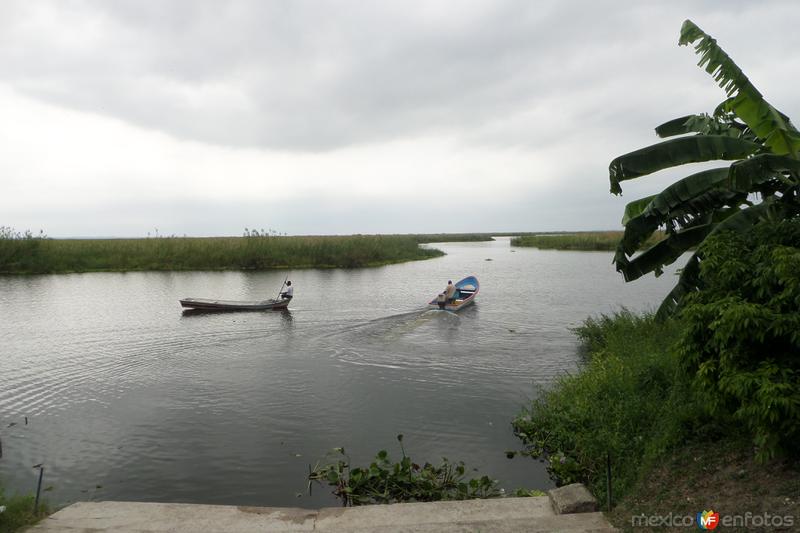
{"left": 510, "top": 231, "right": 664, "bottom": 251}
{"left": 0, "top": 483, "right": 47, "bottom": 533}
{"left": 513, "top": 310, "right": 798, "bottom": 531}
{"left": 412, "top": 233, "right": 494, "bottom": 243}
{"left": 513, "top": 311, "right": 698, "bottom": 505}
{"left": 0, "top": 234, "right": 445, "bottom": 274}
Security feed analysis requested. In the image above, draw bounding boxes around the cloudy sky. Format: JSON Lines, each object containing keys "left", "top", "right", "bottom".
{"left": 1, "top": 1, "right": 799, "bottom": 237}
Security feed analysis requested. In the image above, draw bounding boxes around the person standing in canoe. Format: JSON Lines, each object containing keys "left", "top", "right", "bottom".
{"left": 280, "top": 280, "right": 293, "bottom": 300}
{"left": 445, "top": 280, "right": 456, "bottom": 303}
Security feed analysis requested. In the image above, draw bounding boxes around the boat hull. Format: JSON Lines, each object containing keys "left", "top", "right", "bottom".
{"left": 179, "top": 298, "right": 290, "bottom": 311}
{"left": 428, "top": 275, "right": 479, "bottom": 311}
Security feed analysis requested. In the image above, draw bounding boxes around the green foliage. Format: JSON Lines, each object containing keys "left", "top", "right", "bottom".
{"left": 677, "top": 219, "right": 800, "bottom": 461}
{"left": 412, "top": 233, "right": 494, "bottom": 243}
{"left": 511, "top": 488, "right": 547, "bottom": 497}
{"left": 511, "top": 231, "right": 663, "bottom": 252}
{"left": 678, "top": 19, "right": 800, "bottom": 157}
{"left": 610, "top": 20, "right": 800, "bottom": 316}
{"left": 0, "top": 483, "right": 48, "bottom": 533}
{"left": 0, "top": 233, "right": 444, "bottom": 274}
{"left": 308, "top": 437, "right": 501, "bottom": 506}
{"left": 513, "top": 311, "right": 706, "bottom": 503}
{"left": 0, "top": 227, "right": 47, "bottom": 273}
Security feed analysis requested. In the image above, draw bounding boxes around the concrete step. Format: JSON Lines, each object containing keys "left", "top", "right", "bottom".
{"left": 317, "top": 512, "right": 617, "bottom": 532}
{"left": 26, "top": 498, "right": 617, "bottom": 532}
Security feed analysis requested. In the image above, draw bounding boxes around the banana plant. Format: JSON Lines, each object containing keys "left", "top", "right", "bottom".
{"left": 610, "top": 20, "right": 800, "bottom": 317}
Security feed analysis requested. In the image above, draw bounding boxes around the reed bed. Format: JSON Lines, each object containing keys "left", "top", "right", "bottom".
{"left": 0, "top": 235, "right": 444, "bottom": 274}
{"left": 510, "top": 231, "right": 664, "bottom": 251}
{"left": 412, "top": 233, "right": 494, "bottom": 243}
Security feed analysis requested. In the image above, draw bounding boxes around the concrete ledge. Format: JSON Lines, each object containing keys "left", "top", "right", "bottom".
{"left": 548, "top": 483, "right": 599, "bottom": 514}
{"left": 315, "top": 497, "right": 553, "bottom": 529}
{"left": 26, "top": 497, "right": 615, "bottom": 532}
{"left": 27, "top": 501, "right": 317, "bottom": 532}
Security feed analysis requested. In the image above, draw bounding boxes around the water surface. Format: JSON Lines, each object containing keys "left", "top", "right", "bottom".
{"left": 0, "top": 238, "right": 682, "bottom": 507}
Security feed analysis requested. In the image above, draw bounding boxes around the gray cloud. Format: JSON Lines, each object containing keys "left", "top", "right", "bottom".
{"left": 2, "top": 0, "right": 800, "bottom": 237}
{"left": 3, "top": 0, "right": 797, "bottom": 152}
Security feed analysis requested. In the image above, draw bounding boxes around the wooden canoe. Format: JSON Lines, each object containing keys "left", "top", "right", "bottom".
{"left": 179, "top": 297, "right": 290, "bottom": 311}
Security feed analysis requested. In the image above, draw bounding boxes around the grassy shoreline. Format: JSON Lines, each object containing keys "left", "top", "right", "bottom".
{"left": 0, "top": 483, "right": 48, "bottom": 532}
{"left": 510, "top": 231, "right": 664, "bottom": 251}
{"left": 412, "top": 233, "right": 494, "bottom": 243}
{"left": 513, "top": 310, "right": 798, "bottom": 531}
{"left": 0, "top": 234, "right": 453, "bottom": 275}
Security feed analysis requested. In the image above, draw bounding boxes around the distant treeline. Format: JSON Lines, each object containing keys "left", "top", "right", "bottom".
{"left": 0, "top": 233, "right": 446, "bottom": 274}
{"left": 510, "top": 231, "right": 664, "bottom": 251}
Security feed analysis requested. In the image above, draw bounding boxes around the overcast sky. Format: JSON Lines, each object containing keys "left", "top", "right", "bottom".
{"left": 1, "top": 1, "right": 799, "bottom": 237}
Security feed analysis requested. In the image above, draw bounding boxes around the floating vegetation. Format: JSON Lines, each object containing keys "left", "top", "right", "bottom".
{"left": 308, "top": 435, "right": 500, "bottom": 506}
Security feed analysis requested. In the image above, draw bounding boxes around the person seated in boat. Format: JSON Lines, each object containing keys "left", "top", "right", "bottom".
{"left": 445, "top": 280, "right": 457, "bottom": 303}
{"left": 280, "top": 280, "right": 293, "bottom": 300}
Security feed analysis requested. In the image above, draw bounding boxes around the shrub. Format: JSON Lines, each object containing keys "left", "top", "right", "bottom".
{"left": 677, "top": 219, "right": 800, "bottom": 461}
{"left": 513, "top": 311, "right": 703, "bottom": 503}
{"left": 0, "top": 483, "right": 47, "bottom": 533}
{"left": 0, "top": 227, "right": 47, "bottom": 273}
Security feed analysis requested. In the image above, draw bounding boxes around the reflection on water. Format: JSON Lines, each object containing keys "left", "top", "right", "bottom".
{"left": 0, "top": 238, "right": 685, "bottom": 508}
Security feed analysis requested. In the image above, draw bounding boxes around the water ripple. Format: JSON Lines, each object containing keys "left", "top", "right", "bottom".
{"left": 0, "top": 239, "right": 684, "bottom": 508}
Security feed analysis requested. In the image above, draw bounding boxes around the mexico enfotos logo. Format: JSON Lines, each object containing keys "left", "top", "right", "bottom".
{"left": 631, "top": 510, "right": 794, "bottom": 529}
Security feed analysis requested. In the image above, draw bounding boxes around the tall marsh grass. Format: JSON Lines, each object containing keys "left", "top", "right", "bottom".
{"left": 412, "top": 233, "right": 494, "bottom": 243}
{"left": 513, "top": 311, "right": 709, "bottom": 504}
{"left": 0, "top": 480, "right": 48, "bottom": 532}
{"left": 0, "top": 234, "right": 443, "bottom": 274}
{"left": 510, "top": 231, "right": 664, "bottom": 251}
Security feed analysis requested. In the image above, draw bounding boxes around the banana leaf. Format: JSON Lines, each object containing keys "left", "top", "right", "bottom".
{"left": 655, "top": 115, "right": 699, "bottom": 138}
{"left": 617, "top": 223, "right": 711, "bottom": 283}
{"left": 609, "top": 136, "right": 760, "bottom": 194}
{"left": 655, "top": 113, "right": 744, "bottom": 139}
{"left": 680, "top": 19, "right": 800, "bottom": 157}
{"left": 655, "top": 198, "right": 800, "bottom": 317}
{"left": 616, "top": 168, "right": 740, "bottom": 256}
{"left": 621, "top": 194, "right": 656, "bottom": 225}
{"left": 655, "top": 252, "right": 701, "bottom": 319}
{"left": 728, "top": 153, "right": 800, "bottom": 192}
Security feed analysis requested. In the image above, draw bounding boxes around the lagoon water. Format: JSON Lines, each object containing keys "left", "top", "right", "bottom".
{"left": 0, "top": 237, "right": 683, "bottom": 508}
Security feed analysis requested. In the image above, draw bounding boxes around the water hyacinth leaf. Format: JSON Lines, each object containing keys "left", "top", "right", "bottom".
{"left": 308, "top": 444, "right": 501, "bottom": 505}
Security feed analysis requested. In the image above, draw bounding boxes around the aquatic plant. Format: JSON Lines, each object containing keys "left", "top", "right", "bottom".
{"left": 0, "top": 234, "right": 443, "bottom": 274}
{"left": 511, "top": 231, "right": 663, "bottom": 251}
{"left": 308, "top": 435, "right": 500, "bottom": 506}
